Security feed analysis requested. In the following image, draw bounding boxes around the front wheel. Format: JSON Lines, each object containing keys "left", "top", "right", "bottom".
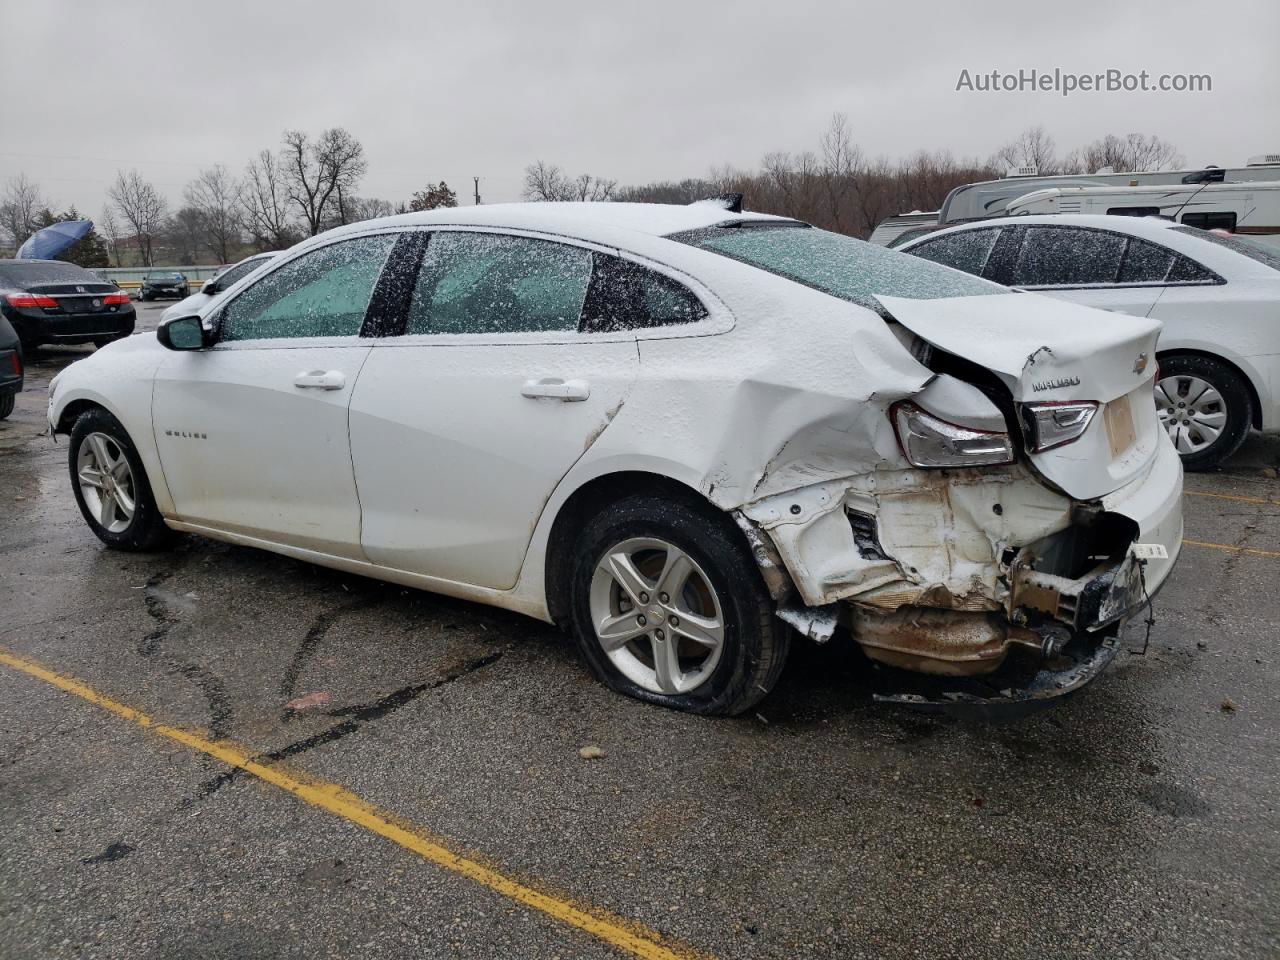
{"left": 567, "top": 495, "right": 789, "bottom": 715}
{"left": 69, "top": 408, "right": 175, "bottom": 551}
{"left": 1154, "top": 354, "right": 1253, "bottom": 471}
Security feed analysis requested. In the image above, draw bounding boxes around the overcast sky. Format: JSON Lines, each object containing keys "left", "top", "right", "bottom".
{"left": 3, "top": 0, "right": 1277, "bottom": 217}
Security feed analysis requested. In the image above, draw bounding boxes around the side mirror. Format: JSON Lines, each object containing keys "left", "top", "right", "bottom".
{"left": 157, "top": 315, "right": 209, "bottom": 351}
{"left": 202, "top": 279, "right": 218, "bottom": 294}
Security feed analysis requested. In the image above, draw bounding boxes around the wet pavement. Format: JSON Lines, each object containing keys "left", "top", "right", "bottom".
{"left": 1, "top": 307, "right": 1278, "bottom": 959}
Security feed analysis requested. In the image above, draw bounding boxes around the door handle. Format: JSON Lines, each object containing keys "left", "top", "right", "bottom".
{"left": 294, "top": 370, "right": 346, "bottom": 391}
{"left": 521, "top": 378, "right": 590, "bottom": 402}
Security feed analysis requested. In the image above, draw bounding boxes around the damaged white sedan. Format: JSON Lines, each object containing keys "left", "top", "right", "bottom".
{"left": 48, "top": 200, "right": 1183, "bottom": 716}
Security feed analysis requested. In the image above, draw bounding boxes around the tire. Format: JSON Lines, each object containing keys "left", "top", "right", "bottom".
{"left": 0, "top": 391, "right": 13, "bottom": 420}
{"left": 1154, "top": 354, "right": 1253, "bottom": 471}
{"left": 567, "top": 494, "right": 789, "bottom": 715}
{"left": 68, "top": 408, "right": 176, "bottom": 551}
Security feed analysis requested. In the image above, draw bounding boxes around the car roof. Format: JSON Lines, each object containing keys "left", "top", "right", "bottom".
{"left": 922, "top": 214, "right": 1185, "bottom": 239}
{"left": 320, "top": 201, "right": 793, "bottom": 246}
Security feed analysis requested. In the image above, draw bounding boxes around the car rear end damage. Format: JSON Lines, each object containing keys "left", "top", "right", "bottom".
{"left": 724, "top": 292, "right": 1182, "bottom": 713}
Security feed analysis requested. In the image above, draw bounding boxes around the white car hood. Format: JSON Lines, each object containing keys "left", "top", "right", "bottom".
{"left": 877, "top": 293, "right": 1160, "bottom": 405}
{"left": 160, "top": 291, "right": 212, "bottom": 323}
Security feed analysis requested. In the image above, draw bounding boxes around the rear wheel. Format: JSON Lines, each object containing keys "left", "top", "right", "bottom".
{"left": 69, "top": 408, "right": 175, "bottom": 551}
{"left": 0, "top": 391, "right": 13, "bottom": 420}
{"left": 1154, "top": 354, "right": 1252, "bottom": 471}
{"left": 567, "top": 495, "right": 789, "bottom": 715}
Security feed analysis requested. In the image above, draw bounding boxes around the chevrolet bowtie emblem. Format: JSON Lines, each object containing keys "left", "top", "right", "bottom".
{"left": 1133, "top": 353, "right": 1149, "bottom": 375}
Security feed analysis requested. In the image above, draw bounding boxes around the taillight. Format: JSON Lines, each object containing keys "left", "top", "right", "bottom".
{"left": 1020, "top": 401, "right": 1098, "bottom": 452}
{"left": 891, "top": 402, "right": 1015, "bottom": 468}
{"left": 6, "top": 292, "right": 58, "bottom": 308}
{"left": 103, "top": 292, "right": 130, "bottom": 305}
{"left": 7, "top": 351, "right": 20, "bottom": 377}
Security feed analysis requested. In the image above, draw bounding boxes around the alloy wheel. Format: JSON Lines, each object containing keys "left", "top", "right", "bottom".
{"left": 589, "top": 537, "right": 726, "bottom": 696}
{"left": 77, "top": 432, "right": 136, "bottom": 533}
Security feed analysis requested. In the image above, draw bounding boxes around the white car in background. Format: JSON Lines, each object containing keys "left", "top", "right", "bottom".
{"left": 160, "top": 251, "right": 280, "bottom": 323}
{"left": 901, "top": 214, "right": 1280, "bottom": 469}
{"left": 48, "top": 202, "right": 1182, "bottom": 716}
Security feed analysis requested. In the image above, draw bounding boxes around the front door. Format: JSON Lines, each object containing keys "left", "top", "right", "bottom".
{"left": 350, "top": 230, "right": 639, "bottom": 590}
{"left": 153, "top": 233, "right": 399, "bottom": 559}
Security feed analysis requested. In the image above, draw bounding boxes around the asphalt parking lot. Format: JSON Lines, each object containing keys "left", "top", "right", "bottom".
{"left": 1, "top": 303, "right": 1278, "bottom": 959}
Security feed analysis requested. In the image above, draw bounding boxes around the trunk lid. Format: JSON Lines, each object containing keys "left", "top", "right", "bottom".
{"left": 878, "top": 292, "right": 1165, "bottom": 500}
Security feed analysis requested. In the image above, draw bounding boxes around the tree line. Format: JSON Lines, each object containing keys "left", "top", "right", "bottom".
{"left": 0, "top": 127, "right": 458, "bottom": 268}
{"left": 523, "top": 120, "right": 1185, "bottom": 238}
{"left": 1, "top": 119, "right": 1187, "bottom": 268}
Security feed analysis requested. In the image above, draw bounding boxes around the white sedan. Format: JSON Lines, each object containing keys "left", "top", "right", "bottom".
{"left": 160, "top": 251, "right": 280, "bottom": 324}
{"left": 901, "top": 214, "right": 1280, "bottom": 469}
{"left": 48, "top": 201, "right": 1183, "bottom": 715}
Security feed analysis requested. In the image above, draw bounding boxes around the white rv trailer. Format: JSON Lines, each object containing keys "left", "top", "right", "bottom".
{"left": 938, "top": 155, "right": 1280, "bottom": 225}
{"left": 1005, "top": 181, "right": 1280, "bottom": 249}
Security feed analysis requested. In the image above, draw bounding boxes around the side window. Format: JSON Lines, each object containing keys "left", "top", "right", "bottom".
{"left": 406, "top": 232, "right": 591, "bottom": 335}
{"left": 1117, "top": 237, "right": 1176, "bottom": 283}
{"left": 1181, "top": 211, "right": 1237, "bottom": 231}
{"left": 1011, "top": 227, "right": 1126, "bottom": 286}
{"left": 1167, "top": 254, "right": 1218, "bottom": 283}
{"left": 907, "top": 228, "right": 1000, "bottom": 278}
{"left": 1107, "top": 206, "right": 1163, "bottom": 218}
{"left": 220, "top": 235, "right": 396, "bottom": 341}
{"left": 582, "top": 254, "right": 708, "bottom": 332}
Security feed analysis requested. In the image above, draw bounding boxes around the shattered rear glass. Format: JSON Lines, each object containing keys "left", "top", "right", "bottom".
{"left": 677, "top": 224, "right": 1007, "bottom": 310}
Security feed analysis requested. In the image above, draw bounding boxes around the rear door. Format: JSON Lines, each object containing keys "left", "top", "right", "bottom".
{"left": 153, "top": 232, "right": 399, "bottom": 558}
{"left": 349, "top": 230, "right": 649, "bottom": 590}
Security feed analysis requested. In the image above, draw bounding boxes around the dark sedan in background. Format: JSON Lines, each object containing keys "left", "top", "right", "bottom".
{"left": 0, "top": 260, "right": 136, "bottom": 351}
{"left": 0, "top": 314, "right": 23, "bottom": 420}
{"left": 138, "top": 270, "right": 190, "bottom": 300}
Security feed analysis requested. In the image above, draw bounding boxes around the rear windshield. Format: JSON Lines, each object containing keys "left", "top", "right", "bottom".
{"left": 0, "top": 260, "right": 96, "bottom": 286}
{"left": 674, "top": 224, "right": 1006, "bottom": 310}
{"left": 1171, "top": 226, "right": 1280, "bottom": 272}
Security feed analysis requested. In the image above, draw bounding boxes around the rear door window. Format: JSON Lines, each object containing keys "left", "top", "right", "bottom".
{"left": 406, "top": 232, "right": 592, "bottom": 335}
{"left": 905, "top": 228, "right": 1001, "bottom": 278}
{"left": 1011, "top": 227, "right": 1126, "bottom": 287}
{"left": 582, "top": 254, "right": 707, "bottom": 332}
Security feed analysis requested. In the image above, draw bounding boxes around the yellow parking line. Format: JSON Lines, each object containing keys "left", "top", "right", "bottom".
{"left": 1185, "top": 490, "right": 1280, "bottom": 507}
{"left": 0, "top": 648, "right": 709, "bottom": 960}
{"left": 1182, "top": 539, "right": 1280, "bottom": 559}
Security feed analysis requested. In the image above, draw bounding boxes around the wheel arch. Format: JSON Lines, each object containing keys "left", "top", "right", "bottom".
{"left": 1156, "top": 347, "right": 1264, "bottom": 430}
{"left": 539, "top": 468, "right": 749, "bottom": 627}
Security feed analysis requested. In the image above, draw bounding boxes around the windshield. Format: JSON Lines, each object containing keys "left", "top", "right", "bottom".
{"left": 215, "top": 256, "right": 271, "bottom": 288}
{"left": 674, "top": 224, "right": 1006, "bottom": 311}
{"left": 1172, "top": 226, "right": 1280, "bottom": 272}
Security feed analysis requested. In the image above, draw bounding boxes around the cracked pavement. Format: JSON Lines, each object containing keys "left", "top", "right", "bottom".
{"left": 1, "top": 312, "right": 1278, "bottom": 959}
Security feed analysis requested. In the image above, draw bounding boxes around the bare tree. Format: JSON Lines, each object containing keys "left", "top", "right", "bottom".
{"left": 184, "top": 165, "right": 241, "bottom": 263}
{"left": 992, "top": 126, "right": 1060, "bottom": 174}
{"left": 522, "top": 161, "right": 569, "bottom": 201}
{"left": 0, "top": 173, "right": 46, "bottom": 249}
{"left": 164, "top": 207, "right": 205, "bottom": 264}
{"left": 1062, "top": 133, "right": 1185, "bottom": 173}
{"left": 108, "top": 169, "right": 168, "bottom": 266}
{"left": 282, "top": 127, "right": 368, "bottom": 235}
{"left": 99, "top": 204, "right": 125, "bottom": 266}
{"left": 240, "top": 150, "right": 295, "bottom": 250}
{"left": 522, "top": 161, "right": 615, "bottom": 201}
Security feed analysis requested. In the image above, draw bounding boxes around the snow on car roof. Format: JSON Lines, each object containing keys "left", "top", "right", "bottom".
{"left": 324, "top": 201, "right": 793, "bottom": 244}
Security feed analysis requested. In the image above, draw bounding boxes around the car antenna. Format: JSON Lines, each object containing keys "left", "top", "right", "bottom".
{"left": 692, "top": 193, "right": 743, "bottom": 213}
